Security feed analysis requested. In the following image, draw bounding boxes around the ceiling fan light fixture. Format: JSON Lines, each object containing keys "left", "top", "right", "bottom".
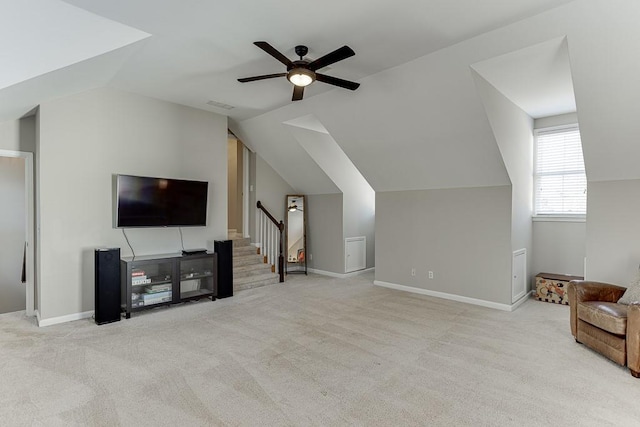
{"left": 287, "top": 68, "right": 315, "bottom": 87}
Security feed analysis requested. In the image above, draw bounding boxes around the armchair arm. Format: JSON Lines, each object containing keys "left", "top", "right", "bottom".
{"left": 568, "top": 280, "right": 626, "bottom": 338}
{"left": 627, "top": 304, "right": 640, "bottom": 374}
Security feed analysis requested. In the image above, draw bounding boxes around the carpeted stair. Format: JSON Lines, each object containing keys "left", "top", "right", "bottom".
{"left": 231, "top": 236, "right": 279, "bottom": 291}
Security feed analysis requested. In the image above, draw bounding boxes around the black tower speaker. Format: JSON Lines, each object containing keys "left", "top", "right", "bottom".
{"left": 95, "top": 248, "right": 121, "bottom": 325}
{"left": 215, "top": 240, "right": 233, "bottom": 298}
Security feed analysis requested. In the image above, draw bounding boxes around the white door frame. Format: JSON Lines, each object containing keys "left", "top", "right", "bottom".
{"left": 0, "top": 149, "right": 35, "bottom": 316}
{"left": 242, "top": 145, "right": 250, "bottom": 238}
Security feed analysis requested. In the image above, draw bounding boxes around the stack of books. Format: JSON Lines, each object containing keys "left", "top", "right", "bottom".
{"left": 141, "top": 283, "right": 172, "bottom": 306}
{"left": 141, "top": 291, "right": 172, "bottom": 306}
{"left": 131, "top": 269, "right": 151, "bottom": 286}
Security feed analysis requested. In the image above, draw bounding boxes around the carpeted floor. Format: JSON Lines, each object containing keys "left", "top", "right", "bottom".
{"left": 1, "top": 272, "right": 640, "bottom": 426}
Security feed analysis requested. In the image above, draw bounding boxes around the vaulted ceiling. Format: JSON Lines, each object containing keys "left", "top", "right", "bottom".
{"left": 2, "top": 0, "right": 640, "bottom": 193}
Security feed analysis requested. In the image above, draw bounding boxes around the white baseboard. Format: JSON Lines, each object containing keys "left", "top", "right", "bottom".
{"left": 373, "top": 280, "right": 528, "bottom": 312}
{"left": 37, "top": 310, "right": 94, "bottom": 327}
{"left": 511, "top": 293, "right": 530, "bottom": 310}
{"left": 308, "top": 267, "right": 375, "bottom": 279}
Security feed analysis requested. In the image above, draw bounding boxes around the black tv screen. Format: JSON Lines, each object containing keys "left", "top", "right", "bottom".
{"left": 116, "top": 175, "right": 208, "bottom": 227}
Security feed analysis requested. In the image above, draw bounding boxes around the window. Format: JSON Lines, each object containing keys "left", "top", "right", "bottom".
{"left": 534, "top": 125, "right": 586, "bottom": 216}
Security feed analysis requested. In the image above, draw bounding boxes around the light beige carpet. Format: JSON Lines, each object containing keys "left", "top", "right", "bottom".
{"left": 1, "top": 272, "right": 640, "bottom": 426}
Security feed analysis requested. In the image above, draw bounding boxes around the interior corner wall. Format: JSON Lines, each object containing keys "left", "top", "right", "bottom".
{"left": 586, "top": 179, "right": 640, "bottom": 285}
{"left": 248, "top": 151, "right": 257, "bottom": 243}
{"left": 472, "top": 70, "right": 533, "bottom": 291}
{"left": 284, "top": 124, "right": 375, "bottom": 272}
{"left": 306, "top": 193, "right": 343, "bottom": 274}
{"left": 236, "top": 141, "right": 244, "bottom": 234}
{"left": 375, "top": 186, "right": 512, "bottom": 305}
{"left": 37, "top": 87, "right": 228, "bottom": 322}
{"left": 255, "top": 154, "right": 294, "bottom": 225}
{"left": 343, "top": 192, "right": 375, "bottom": 270}
{"left": 227, "top": 138, "right": 238, "bottom": 232}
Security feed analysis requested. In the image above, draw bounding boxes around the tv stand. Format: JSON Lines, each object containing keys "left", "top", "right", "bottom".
{"left": 121, "top": 252, "right": 217, "bottom": 319}
{"left": 182, "top": 248, "right": 208, "bottom": 255}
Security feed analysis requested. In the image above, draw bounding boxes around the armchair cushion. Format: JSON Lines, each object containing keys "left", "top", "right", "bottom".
{"left": 578, "top": 301, "right": 627, "bottom": 335}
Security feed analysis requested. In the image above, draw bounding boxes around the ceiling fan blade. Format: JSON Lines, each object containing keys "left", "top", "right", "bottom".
{"left": 315, "top": 73, "right": 360, "bottom": 91}
{"left": 292, "top": 85, "right": 304, "bottom": 101}
{"left": 308, "top": 46, "right": 355, "bottom": 71}
{"left": 238, "top": 73, "right": 287, "bottom": 83}
{"left": 254, "top": 41, "right": 293, "bottom": 67}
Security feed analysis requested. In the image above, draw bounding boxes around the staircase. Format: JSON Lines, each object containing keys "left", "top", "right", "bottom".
{"left": 231, "top": 235, "right": 279, "bottom": 291}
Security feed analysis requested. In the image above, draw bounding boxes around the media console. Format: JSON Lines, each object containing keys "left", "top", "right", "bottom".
{"left": 120, "top": 252, "right": 217, "bottom": 319}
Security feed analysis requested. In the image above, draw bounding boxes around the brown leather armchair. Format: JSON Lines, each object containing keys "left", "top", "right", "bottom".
{"left": 568, "top": 280, "right": 640, "bottom": 377}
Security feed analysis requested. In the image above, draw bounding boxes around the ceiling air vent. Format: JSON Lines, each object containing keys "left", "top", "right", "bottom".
{"left": 206, "top": 100, "right": 234, "bottom": 110}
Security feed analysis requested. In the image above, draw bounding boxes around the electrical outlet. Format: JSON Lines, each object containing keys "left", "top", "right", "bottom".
{"left": 411, "top": 268, "right": 416, "bottom": 277}
{"left": 428, "top": 271, "right": 434, "bottom": 279}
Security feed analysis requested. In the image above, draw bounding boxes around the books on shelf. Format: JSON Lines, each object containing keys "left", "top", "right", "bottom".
{"left": 140, "top": 290, "right": 172, "bottom": 306}
{"left": 143, "top": 296, "right": 171, "bottom": 306}
{"left": 145, "top": 284, "right": 172, "bottom": 293}
{"left": 132, "top": 277, "right": 152, "bottom": 286}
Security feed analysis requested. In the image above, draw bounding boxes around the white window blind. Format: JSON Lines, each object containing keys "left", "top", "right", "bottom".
{"left": 534, "top": 125, "right": 586, "bottom": 216}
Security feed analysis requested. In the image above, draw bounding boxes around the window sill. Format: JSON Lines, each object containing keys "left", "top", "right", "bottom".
{"left": 532, "top": 215, "right": 586, "bottom": 223}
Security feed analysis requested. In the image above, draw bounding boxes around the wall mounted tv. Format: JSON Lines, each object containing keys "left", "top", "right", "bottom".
{"left": 115, "top": 174, "right": 208, "bottom": 228}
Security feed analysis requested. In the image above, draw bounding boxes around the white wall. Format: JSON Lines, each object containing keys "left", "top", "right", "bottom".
{"left": 227, "top": 138, "right": 238, "bottom": 232}
{"left": 586, "top": 179, "right": 640, "bottom": 286}
{"left": 255, "top": 155, "right": 294, "bottom": 226}
{"left": 248, "top": 151, "right": 257, "bottom": 242}
{"left": 473, "top": 71, "right": 534, "bottom": 293}
{"left": 376, "top": 186, "right": 512, "bottom": 305}
{"left": 37, "top": 87, "right": 227, "bottom": 321}
{"left": 0, "top": 157, "right": 26, "bottom": 313}
{"left": 285, "top": 123, "right": 375, "bottom": 271}
{"left": 306, "top": 193, "right": 344, "bottom": 273}
{"left": 534, "top": 112, "right": 578, "bottom": 130}
{"left": 531, "top": 113, "right": 585, "bottom": 280}
{"left": 0, "top": 120, "right": 20, "bottom": 151}
{"left": 234, "top": 0, "right": 640, "bottom": 306}
{"left": 533, "top": 221, "right": 585, "bottom": 277}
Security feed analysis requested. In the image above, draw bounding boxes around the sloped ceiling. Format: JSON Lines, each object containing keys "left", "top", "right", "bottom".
{"left": 0, "top": 0, "right": 149, "bottom": 120}
{"left": 471, "top": 37, "right": 575, "bottom": 119}
{"left": 1, "top": 0, "right": 575, "bottom": 122}
{"left": 235, "top": 0, "right": 640, "bottom": 193}
{"left": 2, "top": 0, "right": 639, "bottom": 191}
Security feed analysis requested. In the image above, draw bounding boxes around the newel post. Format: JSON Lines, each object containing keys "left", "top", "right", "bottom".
{"left": 278, "top": 220, "right": 285, "bottom": 282}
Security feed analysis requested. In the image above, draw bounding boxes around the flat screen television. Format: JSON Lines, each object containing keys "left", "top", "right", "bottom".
{"left": 115, "top": 174, "right": 208, "bottom": 228}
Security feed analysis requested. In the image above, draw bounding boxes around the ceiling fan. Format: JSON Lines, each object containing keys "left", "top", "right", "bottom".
{"left": 238, "top": 41, "right": 360, "bottom": 101}
{"left": 288, "top": 199, "right": 303, "bottom": 212}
